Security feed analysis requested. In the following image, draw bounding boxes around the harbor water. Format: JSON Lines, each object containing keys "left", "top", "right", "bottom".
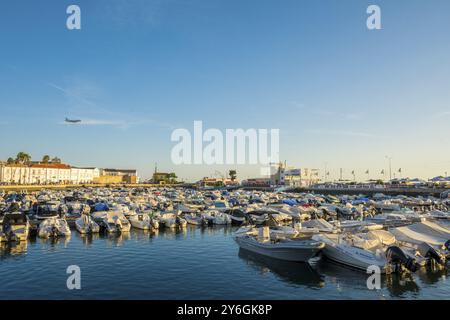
{"left": 1, "top": 224, "right": 449, "bottom": 300}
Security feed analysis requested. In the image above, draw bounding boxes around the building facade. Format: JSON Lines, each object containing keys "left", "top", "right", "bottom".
{"left": 269, "top": 163, "right": 320, "bottom": 187}
{"left": 0, "top": 163, "right": 100, "bottom": 185}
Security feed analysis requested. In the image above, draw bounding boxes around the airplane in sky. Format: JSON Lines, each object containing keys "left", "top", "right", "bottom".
{"left": 65, "top": 117, "right": 81, "bottom": 123}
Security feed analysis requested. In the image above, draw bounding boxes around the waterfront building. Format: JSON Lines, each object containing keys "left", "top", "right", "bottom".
{"left": 197, "top": 177, "right": 239, "bottom": 188}
{"left": 95, "top": 168, "right": 138, "bottom": 184}
{"left": 241, "top": 178, "right": 272, "bottom": 188}
{"left": 0, "top": 162, "right": 102, "bottom": 185}
{"left": 269, "top": 162, "right": 320, "bottom": 187}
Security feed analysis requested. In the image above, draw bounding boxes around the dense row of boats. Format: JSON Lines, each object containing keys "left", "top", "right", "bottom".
{"left": 0, "top": 187, "right": 449, "bottom": 275}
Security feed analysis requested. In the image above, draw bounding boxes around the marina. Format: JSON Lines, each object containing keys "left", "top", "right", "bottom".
{"left": 0, "top": 187, "right": 449, "bottom": 299}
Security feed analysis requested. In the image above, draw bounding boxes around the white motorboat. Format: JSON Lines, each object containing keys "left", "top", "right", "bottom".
{"left": 365, "top": 213, "right": 411, "bottom": 227}
{"left": 34, "top": 201, "right": 60, "bottom": 220}
{"left": 160, "top": 212, "right": 187, "bottom": 229}
{"left": 1, "top": 212, "right": 30, "bottom": 242}
{"left": 334, "top": 220, "right": 383, "bottom": 232}
{"left": 75, "top": 214, "right": 100, "bottom": 234}
{"left": 312, "top": 231, "right": 419, "bottom": 274}
{"left": 129, "top": 213, "right": 158, "bottom": 230}
{"left": 212, "top": 211, "right": 232, "bottom": 225}
{"left": 101, "top": 212, "right": 131, "bottom": 233}
{"left": 389, "top": 221, "right": 450, "bottom": 250}
{"left": 246, "top": 210, "right": 268, "bottom": 225}
{"left": 224, "top": 209, "right": 247, "bottom": 225}
{"left": 38, "top": 217, "right": 71, "bottom": 238}
{"left": 234, "top": 226, "right": 325, "bottom": 262}
{"left": 184, "top": 213, "right": 205, "bottom": 225}
{"left": 429, "top": 210, "right": 450, "bottom": 220}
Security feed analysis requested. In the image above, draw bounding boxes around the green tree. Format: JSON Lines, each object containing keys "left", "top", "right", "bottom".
{"left": 42, "top": 155, "right": 50, "bottom": 163}
{"left": 6, "top": 157, "right": 15, "bottom": 164}
{"left": 168, "top": 172, "right": 178, "bottom": 184}
{"left": 15, "top": 152, "right": 31, "bottom": 164}
{"left": 51, "top": 157, "right": 61, "bottom": 164}
{"left": 229, "top": 170, "right": 237, "bottom": 181}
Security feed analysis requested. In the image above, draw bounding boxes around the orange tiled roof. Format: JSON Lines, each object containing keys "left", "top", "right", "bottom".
{"left": 30, "top": 163, "right": 71, "bottom": 169}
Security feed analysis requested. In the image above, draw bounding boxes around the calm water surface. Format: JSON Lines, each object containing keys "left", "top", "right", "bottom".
{"left": 0, "top": 225, "right": 449, "bottom": 299}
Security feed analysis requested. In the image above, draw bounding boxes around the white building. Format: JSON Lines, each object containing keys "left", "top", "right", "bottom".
{"left": 0, "top": 163, "right": 100, "bottom": 185}
{"left": 270, "top": 163, "right": 320, "bottom": 187}
{"left": 70, "top": 167, "right": 100, "bottom": 184}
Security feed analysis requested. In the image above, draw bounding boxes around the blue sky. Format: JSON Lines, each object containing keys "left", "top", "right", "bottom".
{"left": 1, "top": 0, "right": 449, "bottom": 181}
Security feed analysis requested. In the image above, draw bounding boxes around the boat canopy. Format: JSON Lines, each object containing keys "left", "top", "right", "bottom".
{"left": 94, "top": 203, "right": 109, "bottom": 211}
{"left": 389, "top": 221, "right": 450, "bottom": 246}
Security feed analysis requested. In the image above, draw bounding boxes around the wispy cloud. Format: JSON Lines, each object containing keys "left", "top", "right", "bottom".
{"left": 313, "top": 109, "right": 362, "bottom": 120}
{"left": 433, "top": 111, "right": 450, "bottom": 117}
{"left": 98, "top": 0, "right": 168, "bottom": 27}
{"left": 46, "top": 82, "right": 98, "bottom": 108}
{"left": 48, "top": 81, "right": 175, "bottom": 130}
{"left": 290, "top": 103, "right": 362, "bottom": 120}
{"left": 306, "top": 129, "right": 383, "bottom": 138}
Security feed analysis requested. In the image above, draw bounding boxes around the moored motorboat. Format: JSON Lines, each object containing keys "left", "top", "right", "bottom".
{"left": 1, "top": 212, "right": 30, "bottom": 242}
{"left": 75, "top": 214, "right": 100, "bottom": 234}
{"left": 38, "top": 217, "right": 71, "bottom": 238}
{"left": 129, "top": 213, "right": 158, "bottom": 230}
{"left": 234, "top": 226, "right": 325, "bottom": 262}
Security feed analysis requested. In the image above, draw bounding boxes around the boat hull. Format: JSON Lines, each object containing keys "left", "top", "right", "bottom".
{"left": 235, "top": 236, "right": 324, "bottom": 262}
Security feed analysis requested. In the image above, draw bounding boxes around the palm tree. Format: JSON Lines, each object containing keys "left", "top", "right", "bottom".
{"left": 229, "top": 170, "right": 237, "bottom": 181}
{"left": 42, "top": 155, "right": 50, "bottom": 163}
{"left": 15, "top": 152, "right": 31, "bottom": 164}
{"left": 6, "top": 157, "right": 15, "bottom": 164}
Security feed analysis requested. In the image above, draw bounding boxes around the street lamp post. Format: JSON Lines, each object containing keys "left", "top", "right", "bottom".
{"left": 385, "top": 156, "right": 392, "bottom": 181}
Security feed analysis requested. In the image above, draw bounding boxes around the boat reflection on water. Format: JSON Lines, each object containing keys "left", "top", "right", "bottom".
{"left": 416, "top": 267, "right": 448, "bottom": 286}
{"left": 313, "top": 258, "right": 420, "bottom": 298}
{"left": 37, "top": 235, "right": 71, "bottom": 248}
{"left": 77, "top": 232, "right": 100, "bottom": 247}
{"left": 130, "top": 229, "right": 158, "bottom": 242}
{"left": 0, "top": 241, "right": 28, "bottom": 258}
{"left": 238, "top": 248, "right": 325, "bottom": 289}
{"left": 199, "top": 225, "right": 236, "bottom": 237}
{"left": 103, "top": 232, "right": 131, "bottom": 247}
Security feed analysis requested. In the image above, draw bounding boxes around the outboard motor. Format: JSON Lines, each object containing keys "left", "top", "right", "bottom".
{"left": 444, "top": 239, "right": 450, "bottom": 252}
{"left": 385, "top": 246, "right": 418, "bottom": 273}
{"left": 417, "top": 242, "right": 445, "bottom": 266}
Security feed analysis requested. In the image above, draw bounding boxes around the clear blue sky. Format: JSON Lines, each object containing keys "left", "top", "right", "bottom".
{"left": 1, "top": 0, "right": 449, "bottom": 181}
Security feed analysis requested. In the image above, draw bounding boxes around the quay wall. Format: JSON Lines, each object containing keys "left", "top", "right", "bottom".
{"left": 293, "top": 187, "right": 448, "bottom": 197}
{"left": 0, "top": 183, "right": 193, "bottom": 192}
